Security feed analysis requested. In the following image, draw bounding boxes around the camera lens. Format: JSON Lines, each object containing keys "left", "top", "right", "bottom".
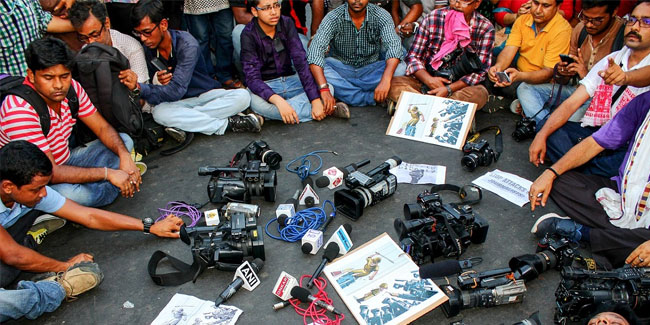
{"left": 403, "top": 203, "right": 423, "bottom": 220}
{"left": 261, "top": 150, "right": 282, "bottom": 170}
{"left": 461, "top": 153, "right": 479, "bottom": 171}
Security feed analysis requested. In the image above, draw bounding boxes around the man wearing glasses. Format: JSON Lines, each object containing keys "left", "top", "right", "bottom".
{"left": 387, "top": 0, "right": 495, "bottom": 111}
{"left": 529, "top": 1, "right": 650, "bottom": 178}
{"left": 518, "top": 0, "right": 624, "bottom": 126}
{"left": 129, "top": 0, "right": 261, "bottom": 152}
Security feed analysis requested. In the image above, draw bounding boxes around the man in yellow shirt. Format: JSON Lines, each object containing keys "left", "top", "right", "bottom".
{"left": 486, "top": 0, "right": 571, "bottom": 112}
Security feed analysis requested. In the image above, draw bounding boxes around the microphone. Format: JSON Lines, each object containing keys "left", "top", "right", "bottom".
{"left": 273, "top": 300, "right": 291, "bottom": 311}
{"left": 418, "top": 260, "right": 463, "bottom": 279}
{"left": 323, "top": 224, "right": 353, "bottom": 255}
{"left": 316, "top": 160, "right": 371, "bottom": 189}
{"left": 290, "top": 286, "right": 342, "bottom": 315}
{"left": 284, "top": 190, "right": 300, "bottom": 210}
{"left": 307, "top": 242, "right": 339, "bottom": 288}
{"left": 215, "top": 258, "right": 264, "bottom": 306}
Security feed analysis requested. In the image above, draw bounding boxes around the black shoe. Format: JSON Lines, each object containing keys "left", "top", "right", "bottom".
{"left": 160, "top": 132, "right": 194, "bottom": 156}
{"left": 227, "top": 113, "right": 262, "bottom": 133}
{"left": 164, "top": 127, "right": 186, "bottom": 143}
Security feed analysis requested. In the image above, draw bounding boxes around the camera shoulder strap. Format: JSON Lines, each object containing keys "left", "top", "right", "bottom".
{"left": 147, "top": 250, "right": 205, "bottom": 286}
{"left": 430, "top": 184, "right": 482, "bottom": 206}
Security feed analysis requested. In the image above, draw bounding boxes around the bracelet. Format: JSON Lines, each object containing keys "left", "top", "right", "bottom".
{"left": 445, "top": 85, "right": 453, "bottom": 97}
{"left": 319, "top": 88, "right": 330, "bottom": 93}
{"left": 104, "top": 167, "right": 108, "bottom": 181}
{"left": 546, "top": 166, "right": 560, "bottom": 178}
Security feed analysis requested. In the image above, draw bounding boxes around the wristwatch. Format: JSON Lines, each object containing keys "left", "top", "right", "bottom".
{"left": 143, "top": 217, "right": 154, "bottom": 234}
{"left": 130, "top": 86, "right": 141, "bottom": 98}
{"left": 445, "top": 85, "right": 453, "bottom": 98}
{"left": 319, "top": 83, "right": 330, "bottom": 90}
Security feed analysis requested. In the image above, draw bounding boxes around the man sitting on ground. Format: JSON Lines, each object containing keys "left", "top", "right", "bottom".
{"left": 0, "top": 38, "right": 141, "bottom": 207}
{"left": 307, "top": 0, "right": 405, "bottom": 112}
{"left": 131, "top": 0, "right": 260, "bottom": 154}
{"left": 0, "top": 140, "right": 182, "bottom": 322}
{"left": 529, "top": 1, "right": 650, "bottom": 177}
{"left": 388, "top": 0, "right": 494, "bottom": 112}
{"left": 518, "top": 0, "right": 625, "bottom": 123}
{"left": 528, "top": 90, "right": 650, "bottom": 270}
{"left": 241, "top": 0, "right": 350, "bottom": 124}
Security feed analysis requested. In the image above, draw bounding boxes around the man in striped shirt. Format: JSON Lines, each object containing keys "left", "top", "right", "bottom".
{"left": 0, "top": 38, "right": 141, "bottom": 207}
{"left": 307, "top": 0, "right": 405, "bottom": 111}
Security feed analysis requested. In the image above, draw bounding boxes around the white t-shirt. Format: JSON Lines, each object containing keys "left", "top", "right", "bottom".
{"left": 110, "top": 29, "right": 149, "bottom": 84}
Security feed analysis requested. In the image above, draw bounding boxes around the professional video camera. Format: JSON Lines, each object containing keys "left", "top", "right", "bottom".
{"left": 198, "top": 160, "right": 277, "bottom": 203}
{"left": 555, "top": 266, "right": 650, "bottom": 324}
{"left": 179, "top": 203, "right": 265, "bottom": 277}
{"left": 232, "top": 140, "right": 282, "bottom": 170}
{"left": 512, "top": 117, "right": 537, "bottom": 142}
{"left": 334, "top": 156, "right": 402, "bottom": 220}
{"left": 394, "top": 189, "right": 489, "bottom": 265}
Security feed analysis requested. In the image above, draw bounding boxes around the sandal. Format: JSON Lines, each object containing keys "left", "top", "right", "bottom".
{"left": 222, "top": 79, "right": 244, "bottom": 89}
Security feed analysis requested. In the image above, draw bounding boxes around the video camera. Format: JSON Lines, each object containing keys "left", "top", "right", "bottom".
{"left": 334, "top": 156, "right": 402, "bottom": 220}
{"left": 555, "top": 266, "right": 650, "bottom": 324}
{"left": 179, "top": 203, "right": 265, "bottom": 278}
{"left": 234, "top": 140, "right": 282, "bottom": 170}
{"left": 394, "top": 189, "right": 489, "bottom": 265}
{"left": 198, "top": 160, "right": 277, "bottom": 203}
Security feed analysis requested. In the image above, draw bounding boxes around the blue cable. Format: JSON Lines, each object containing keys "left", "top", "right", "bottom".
{"left": 285, "top": 150, "right": 338, "bottom": 181}
{"left": 265, "top": 200, "right": 336, "bottom": 242}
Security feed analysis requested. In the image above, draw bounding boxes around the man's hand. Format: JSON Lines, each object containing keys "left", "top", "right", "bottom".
{"left": 529, "top": 170, "right": 556, "bottom": 211}
{"left": 498, "top": 67, "right": 520, "bottom": 86}
{"left": 374, "top": 78, "right": 391, "bottom": 103}
{"left": 118, "top": 69, "right": 138, "bottom": 91}
{"left": 424, "top": 76, "right": 451, "bottom": 91}
{"left": 53, "top": 0, "right": 75, "bottom": 17}
{"left": 156, "top": 69, "right": 173, "bottom": 85}
{"left": 487, "top": 65, "right": 501, "bottom": 83}
{"left": 427, "top": 86, "right": 449, "bottom": 97}
{"left": 119, "top": 154, "right": 142, "bottom": 192}
{"left": 566, "top": 50, "right": 588, "bottom": 79}
{"left": 150, "top": 215, "right": 184, "bottom": 238}
{"left": 626, "top": 240, "right": 650, "bottom": 267}
{"left": 311, "top": 99, "right": 326, "bottom": 120}
{"left": 396, "top": 22, "right": 415, "bottom": 38}
{"left": 65, "top": 253, "right": 94, "bottom": 270}
{"left": 529, "top": 134, "right": 547, "bottom": 167}
{"left": 321, "top": 91, "right": 336, "bottom": 115}
{"left": 276, "top": 98, "right": 300, "bottom": 124}
{"left": 599, "top": 57, "right": 627, "bottom": 86}
{"left": 517, "top": 0, "right": 531, "bottom": 16}
{"left": 107, "top": 168, "right": 137, "bottom": 198}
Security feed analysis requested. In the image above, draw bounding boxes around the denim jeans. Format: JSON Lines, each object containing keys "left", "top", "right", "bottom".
{"left": 323, "top": 57, "right": 407, "bottom": 106}
{"left": 152, "top": 89, "right": 251, "bottom": 135}
{"left": 249, "top": 74, "right": 313, "bottom": 122}
{"left": 517, "top": 82, "right": 591, "bottom": 123}
{"left": 50, "top": 133, "right": 133, "bottom": 207}
{"left": 542, "top": 121, "right": 627, "bottom": 177}
{"left": 184, "top": 9, "right": 235, "bottom": 83}
{"left": 0, "top": 281, "right": 65, "bottom": 322}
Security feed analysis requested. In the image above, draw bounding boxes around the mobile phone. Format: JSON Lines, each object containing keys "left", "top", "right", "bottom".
{"left": 496, "top": 71, "right": 511, "bottom": 83}
{"left": 151, "top": 58, "right": 167, "bottom": 72}
{"left": 559, "top": 54, "right": 575, "bottom": 64}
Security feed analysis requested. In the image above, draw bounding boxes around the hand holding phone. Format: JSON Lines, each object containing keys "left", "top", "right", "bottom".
{"left": 559, "top": 54, "right": 575, "bottom": 65}
{"left": 496, "top": 71, "right": 511, "bottom": 84}
{"left": 151, "top": 58, "right": 168, "bottom": 72}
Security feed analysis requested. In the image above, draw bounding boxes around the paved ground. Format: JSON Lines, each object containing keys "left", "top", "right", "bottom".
{"left": 14, "top": 105, "right": 568, "bottom": 325}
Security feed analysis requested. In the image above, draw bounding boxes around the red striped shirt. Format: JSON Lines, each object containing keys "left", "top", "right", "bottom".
{"left": 0, "top": 78, "right": 96, "bottom": 165}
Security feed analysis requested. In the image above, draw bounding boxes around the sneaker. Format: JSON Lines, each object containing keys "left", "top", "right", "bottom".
{"left": 41, "top": 262, "right": 103, "bottom": 300}
{"left": 510, "top": 99, "right": 522, "bottom": 115}
{"left": 483, "top": 95, "right": 510, "bottom": 114}
{"left": 332, "top": 102, "right": 350, "bottom": 119}
{"left": 530, "top": 213, "right": 582, "bottom": 241}
{"left": 227, "top": 113, "right": 262, "bottom": 133}
{"left": 28, "top": 214, "right": 66, "bottom": 244}
{"left": 165, "top": 127, "right": 186, "bottom": 143}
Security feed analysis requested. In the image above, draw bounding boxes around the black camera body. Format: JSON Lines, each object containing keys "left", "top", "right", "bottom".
{"left": 394, "top": 189, "right": 489, "bottom": 265}
{"left": 441, "top": 272, "right": 527, "bottom": 317}
{"left": 242, "top": 140, "right": 282, "bottom": 170}
{"left": 199, "top": 160, "right": 277, "bottom": 203}
{"left": 555, "top": 266, "right": 650, "bottom": 324}
{"left": 430, "top": 49, "right": 484, "bottom": 83}
{"left": 512, "top": 117, "right": 537, "bottom": 142}
{"left": 461, "top": 139, "right": 497, "bottom": 171}
{"left": 334, "top": 156, "right": 402, "bottom": 220}
{"left": 180, "top": 203, "right": 265, "bottom": 274}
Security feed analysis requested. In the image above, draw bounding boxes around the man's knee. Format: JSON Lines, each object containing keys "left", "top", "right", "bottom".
{"left": 388, "top": 76, "right": 421, "bottom": 102}
{"left": 452, "top": 85, "right": 488, "bottom": 109}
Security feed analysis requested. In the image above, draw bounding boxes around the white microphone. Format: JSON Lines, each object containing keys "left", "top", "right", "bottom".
{"left": 324, "top": 224, "right": 353, "bottom": 255}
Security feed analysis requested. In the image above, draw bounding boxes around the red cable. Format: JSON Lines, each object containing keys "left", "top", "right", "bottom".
{"left": 288, "top": 275, "right": 345, "bottom": 325}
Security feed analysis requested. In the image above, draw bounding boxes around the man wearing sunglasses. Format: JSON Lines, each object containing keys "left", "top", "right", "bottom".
{"left": 529, "top": 1, "right": 650, "bottom": 178}
{"left": 130, "top": 0, "right": 261, "bottom": 150}
{"left": 518, "top": 0, "right": 624, "bottom": 126}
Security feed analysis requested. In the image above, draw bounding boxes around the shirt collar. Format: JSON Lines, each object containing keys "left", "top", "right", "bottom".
{"left": 343, "top": 3, "right": 370, "bottom": 23}
{"left": 525, "top": 11, "right": 563, "bottom": 33}
{"left": 254, "top": 17, "right": 283, "bottom": 39}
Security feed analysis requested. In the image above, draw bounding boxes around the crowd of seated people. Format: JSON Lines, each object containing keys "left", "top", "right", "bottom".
{"left": 0, "top": 0, "right": 649, "bottom": 323}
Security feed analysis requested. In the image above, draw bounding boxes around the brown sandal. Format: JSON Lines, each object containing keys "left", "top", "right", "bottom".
{"left": 222, "top": 79, "right": 244, "bottom": 89}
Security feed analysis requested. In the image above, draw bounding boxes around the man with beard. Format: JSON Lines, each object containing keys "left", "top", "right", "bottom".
{"left": 529, "top": 1, "right": 650, "bottom": 177}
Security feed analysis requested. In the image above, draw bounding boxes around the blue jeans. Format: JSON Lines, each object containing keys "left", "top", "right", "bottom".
{"left": 517, "top": 82, "right": 591, "bottom": 124}
{"left": 0, "top": 280, "right": 65, "bottom": 322}
{"left": 184, "top": 9, "right": 235, "bottom": 83}
{"left": 249, "top": 74, "right": 313, "bottom": 122}
{"left": 152, "top": 89, "right": 251, "bottom": 135}
{"left": 543, "top": 121, "right": 627, "bottom": 177}
{"left": 50, "top": 133, "right": 133, "bottom": 207}
{"left": 323, "top": 57, "right": 407, "bottom": 106}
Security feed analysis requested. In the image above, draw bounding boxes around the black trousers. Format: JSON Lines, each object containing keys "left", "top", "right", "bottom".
{"left": 550, "top": 171, "right": 650, "bottom": 269}
{"left": 0, "top": 210, "right": 41, "bottom": 288}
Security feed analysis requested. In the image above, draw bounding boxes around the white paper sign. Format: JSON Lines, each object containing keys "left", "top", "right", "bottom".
{"left": 389, "top": 162, "right": 446, "bottom": 185}
{"left": 472, "top": 169, "right": 533, "bottom": 207}
{"left": 151, "top": 293, "right": 242, "bottom": 325}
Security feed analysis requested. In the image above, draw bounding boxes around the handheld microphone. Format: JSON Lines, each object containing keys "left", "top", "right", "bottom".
{"left": 418, "top": 260, "right": 463, "bottom": 279}
{"left": 284, "top": 190, "right": 300, "bottom": 210}
{"left": 316, "top": 160, "right": 371, "bottom": 189}
{"left": 324, "top": 224, "right": 353, "bottom": 255}
{"left": 290, "top": 286, "right": 342, "bottom": 315}
{"left": 215, "top": 258, "right": 264, "bottom": 306}
{"left": 307, "top": 242, "right": 339, "bottom": 288}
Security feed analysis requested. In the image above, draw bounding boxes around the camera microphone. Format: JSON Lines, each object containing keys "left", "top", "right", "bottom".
{"left": 290, "top": 286, "right": 342, "bottom": 315}
{"left": 419, "top": 260, "right": 463, "bottom": 279}
{"left": 307, "top": 242, "right": 340, "bottom": 288}
{"left": 315, "top": 175, "right": 332, "bottom": 188}
{"left": 214, "top": 258, "right": 264, "bottom": 307}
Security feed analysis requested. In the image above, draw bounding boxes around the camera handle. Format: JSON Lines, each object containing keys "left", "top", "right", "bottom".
{"left": 466, "top": 126, "right": 503, "bottom": 162}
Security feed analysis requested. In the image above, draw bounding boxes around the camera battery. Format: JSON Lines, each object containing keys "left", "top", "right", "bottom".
{"left": 204, "top": 209, "right": 220, "bottom": 226}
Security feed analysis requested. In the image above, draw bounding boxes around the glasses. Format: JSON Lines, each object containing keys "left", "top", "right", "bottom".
{"left": 77, "top": 24, "right": 105, "bottom": 43}
{"left": 132, "top": 21, "right": 162, "bottom": 38}
{"left": 256, "top": 2, "right": 281, "bottom": 11}
{"left": 577, "top": 11, "right": 607, "bottom": 26}
{"left": 625, "top": 16, "right": 650, "bottom": 28}
{"left": 449, "top": 0, "right": 476, "bottom": 7}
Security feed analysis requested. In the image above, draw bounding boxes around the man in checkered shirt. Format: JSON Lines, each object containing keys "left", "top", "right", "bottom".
{"left": 307, "top": 0, "right": 406, "bottom": 112}
{"left": 388, "top": 0, "right": 495, "bottom": 110}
